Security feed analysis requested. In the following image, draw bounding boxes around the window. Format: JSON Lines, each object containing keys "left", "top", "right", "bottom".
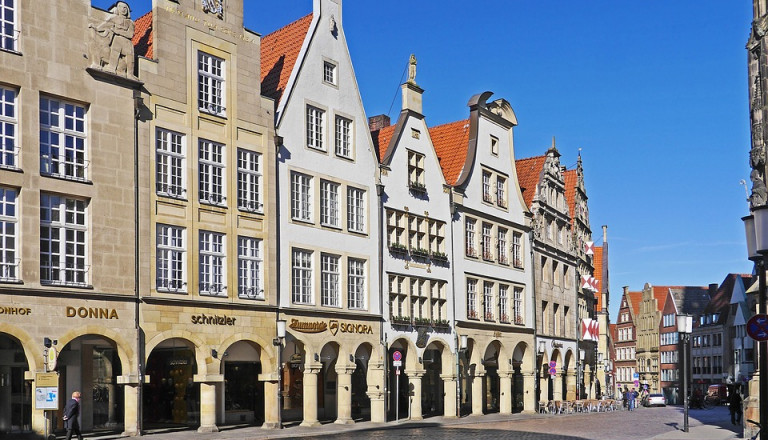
{"left": 386, "top": 209, "right": 406, "bottom": 249}
{"left": 0, "top": 87, "right": 17, "bottom": 168}
{"left": 408, "top": 151, "right": 425, "bottom": 191}
{"left": 408, "top": 216, "right": 426, "bottom": 254}
{"left": 348, "top": 258, "right": 365, "bottom": 309}
{"left": 499, "top": 285, "right": 509, "bottom": 322}
{"left": 482, "top": 171, "right": 493, "bottom": 203}
{"left": 335, "top": 115, "right": 352, "bottom": 158}
{"left": 512, "top": 232, "right": 523, "bottom": 268}
{"left": 199, "top": 139, "right": 225, "bottom": 205}
{"left": 237, "top": 149, "right": 262, "bottom": 212}
{"left": 292, "top": 248, "right": 313, "bottom": 304}
{"left": 430, "top": 280, "right": 446, "bottom": 322}
{"left": 467, "top": 279, "right": 478, "bottom": 319}
{"left": 306, "top": 105, "right": 325, "bottom": 150}
{"left": 40, "top": 194, "right": 87, "bottom": 286}
{"left": 465, "top": 218, "right": 477, "bottom": 257}
{"left": 496, "top": 175, "right": 506, "bottom": 208}
{"left": 483, "top": 282, "right": 494, "bottom": 321}
{"left": 237, "top": 236, "right": 262, "bottom": 299}
{"left": 428, "top": 219, "right": 446, "bottom": 257}
{"left": 513, "top": 287, "right": 524, "bottom": 324}
{"left": 156, "top": 224, "right": 186, "bottom": 291}
{"left": 0, "top": 0, "right": 17, "bottom": 51}
{"left": 156, "top": 129, "right": 185, "bottom": 198}
{"left": 0, "top": 187, "right": 17, "bottom": 281}
{"left": 199, "top": 231, "right": 225, "bottom": 296}
{"left": 321, "top": 253, "right": 340, "bottom": 307}
{"left": 490, "top": 136, "right": 498, "bottom": 156}
{"left": 323, "top": 61, "right": 337, "bottom": 85}
{"left": 320, "top": 180, "right": 340, "bottom": 227}
{"left": 40, "top": 97, "right": 87, "bottom": 181}
{"left": 481, "top": 223, "right": 493, "bottom": 260}
{"left": 347, "top": 187, "right": 365, "bottom": 233}
{"left": 291, "top": 172, "right": 312, "bottom": 222}
{"left": 198, "top": 51, "right": 225, "bottom": 115}
{"left": 497, "top": 227, "right": 508, "bottom": 264}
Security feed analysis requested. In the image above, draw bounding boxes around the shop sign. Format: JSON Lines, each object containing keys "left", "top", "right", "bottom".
{"left": 329, "top": 320, "right": 374, "bottom": 336}
{"left": 289, "top": 318, "right": 374, "bottom": 335}
{"left": 66, "top": 307, "right": 118, "bottom": 320}
{"left": 191, "top": 313, "right": 236, "bottom": 325}
{"left": 290, "top": 319, "right": 328, "bottom": 333}
{"left": 0, "top": 306, "right": 31, "bottom": 315}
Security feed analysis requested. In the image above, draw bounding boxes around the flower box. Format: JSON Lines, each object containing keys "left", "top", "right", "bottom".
{"left": 431, "top": 251, "right": 449, "bottom": 261}
{"left": 411, "top": 247, "right": 431, "bottom": 258}
{"left": 389, "top": 242, "right": 408, "bottom": 254}
{"left": 409, "top": 181, "right": 427, "bottom": 193}
{"left": 515, "top": 315, "right": 524, "bottom": 325}
{"left": 391, "top": 315, "right": 411, "bottom": 325}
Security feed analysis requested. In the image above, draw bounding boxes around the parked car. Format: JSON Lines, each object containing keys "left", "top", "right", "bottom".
{"left": 644, "top": 393, "right": 666, "bottom": 407}
{"left": 707, "top": 384, "right": 729, "bottom": 405}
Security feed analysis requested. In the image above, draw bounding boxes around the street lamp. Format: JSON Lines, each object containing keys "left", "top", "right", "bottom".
{"left": 274, "top": 319, "right": 287, "bottom": 429}
{"left": 577, "top": 349, "right": 585, "bottom": 399}
{"left": 677, "top": 313, "right": 692, "bottom": 433}
{"left": 743, "top": 209, "right": 768, "bottom": 438}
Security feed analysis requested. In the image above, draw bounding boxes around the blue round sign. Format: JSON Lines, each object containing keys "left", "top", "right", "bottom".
{"left": 392, "top": 351, "right": 402, "bottom": 362}
{"left": 747, "top": 314, "right": 768, "bottom": 341}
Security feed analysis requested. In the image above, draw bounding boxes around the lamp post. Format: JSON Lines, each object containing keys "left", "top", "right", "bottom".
{"left": 273, "top": 319, "right": 287, "bottom": 429}
{"left": 677, "top": 313, "right": 692, "bottom": 433}
{"left": 536, "top": 340, "right": 546, "bottom": 409}
{"left": 577, "top": 349, "right": 585, "bottom": 399}
{"left": 743, "top": 210, "right": 768, "bottom": 438}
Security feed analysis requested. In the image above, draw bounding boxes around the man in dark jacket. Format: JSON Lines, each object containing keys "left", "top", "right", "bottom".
{"left": 729, "top": 385, "right": 742, "bottom": 425}
{"left": 63, "top": 390, "right": 83, "bottom": 440}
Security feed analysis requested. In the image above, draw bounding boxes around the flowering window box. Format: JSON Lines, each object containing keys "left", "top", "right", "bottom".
{"left": 391, "top": 315, "right": 411, "bottom": 325}
{"left": 515, "top": 315, "right": 524, "bottom": 325}
{"left": 484, "top": 312, "right": 495, "bottom": 321}
{"left": 409, "top": 181, "right": 427, "bottom": 193}
{"left": 468, "top": 310, "right": 478, "bottom": 320}
{"left": 411, "top": 247, "right": 431, "bottom": 259}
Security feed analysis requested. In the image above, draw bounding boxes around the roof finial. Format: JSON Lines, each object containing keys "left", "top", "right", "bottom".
{"left": 407, "top": 54, "right": 417, "bottom": 85}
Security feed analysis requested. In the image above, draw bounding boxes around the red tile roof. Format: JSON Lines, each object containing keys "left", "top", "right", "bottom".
{"left": 132, "top": 11, "right": 153, "bottom": 59}
{"left": 628, "top": 291, "right": 643, "bottom": 320}
{"left": 514, "top": 155, "right": 546, "bottom": 209}
{"left": 372, "top": 124, "right": 396, "bottom": 163}
{"left": 593, "top": 246, "right": 604, "bottom": 310}
{"left": 652, "top": 286, "right": 675, "bottom": 312}
{"left": 564, "top": 169, "right": 577, "bottom": 222}
{"left": 430, "top": 119, "right": 470, "bottom": 185}
{"left": 260, "top": 14, "right": 313, "bottom": 107}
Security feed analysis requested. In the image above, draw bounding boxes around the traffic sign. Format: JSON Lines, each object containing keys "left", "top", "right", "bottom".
{"left": 747, "top": 314, "right": 768, "bottom": 341}
{"left": 549, "top": 361, "right": 556, "bottom": 368}
{"left": 395, "top": 368, "right": 400, "bottom": 375}
{"left": 393, "top": 360, "right": 402, "bottom": 367}
{"left": 633, "top": 380, "right": 640, "bottom": 387}
{"left": 633, "top": 372, "right": 639, "bottom": 379}
{"left": 393, "top": 351, "right": 402, "bottom": 362}
{"left": 549, "top": 368, "right": 557, "bottom": 375}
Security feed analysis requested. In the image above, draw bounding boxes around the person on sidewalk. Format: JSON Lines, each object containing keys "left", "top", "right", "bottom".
{"left": 628, "top": 387, "right": 637, "bottom": 411}
{"left": 63, "top": 390, "right": 83, "bottom": 440}
{"left": 729, "top": 385, "right": 742, "bottom": 425}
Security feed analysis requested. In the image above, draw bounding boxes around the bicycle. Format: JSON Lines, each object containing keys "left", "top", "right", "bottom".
{"left": 747, "top": 419, "right": 761, "bottom": 440}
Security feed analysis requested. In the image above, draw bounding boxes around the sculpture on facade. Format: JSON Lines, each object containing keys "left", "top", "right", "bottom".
{"left": 202, "top": 0, "right": 224, "bottom": 19}
{"left": 87, "top": 1, "right": 137, "bottom": 79}
{"left": 408, "top": 54, "right": 417, "bottom": 84}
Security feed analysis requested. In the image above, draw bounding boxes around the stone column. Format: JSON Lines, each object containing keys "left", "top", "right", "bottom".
{"left": 553, "top": 372, "right": 563, "bottom": 401}
{"left": 566, "top": 369, "right": 576, "bottom": 400}
{"left": 405, "top": 370, "right": 425, "bottom": 420}
{"left": 471, "top": 370, "right": 485, "bottom": 416}
{"left": 194, "top": 373, "right": 223, "bottom": 433}
{"left": 116, "top": 374, "right": 140, "bottom": 436}
{"left": 335, "top": 365, "right": 355, "bottom": 425}
{"left": 440, "top": 374, "right": 457, "bottom": 418}
{"left": 258, "top": 370, "right": 280, "bottom": 429}
{"left": 522, "top": 372, "right": 537, "bottom": 414}
{"left": 539, "top": 371, "right": 548, "bottom": 402}
{"left": 300, "top": 362, "right": 322, "bottom": 427}
{"left": 366, "top": 360, "right": 386, "bottom": 423}
{"left": 499, "top": 371, "right": 513, "bottom": 414}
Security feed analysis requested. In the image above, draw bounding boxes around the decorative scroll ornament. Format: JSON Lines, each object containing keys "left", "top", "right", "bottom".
{"left": 87, "top": 1, "right": 137, "bottom": 79}
{"left": 202, "top": 0, "right": 224, "bottom": 19}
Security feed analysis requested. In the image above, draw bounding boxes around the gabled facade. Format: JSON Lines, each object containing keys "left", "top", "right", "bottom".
{"left": 516, "top": 145, "right": 579, "bottom": 400}
{"left": 136, "top": 0, "right": 277, "bottom": 432}
{"left": 371, "top": 71, "right": 457, "bottom": 420}
{"left": 689, "top": 283, "right": 727, "bottom": 394}
{"left": 432, "top": 92, "right": 535, "bottom": 415}
{"left": 261, "top": 0, "right": 383, "bottom": 426}
{"left": 727, "top": 274, "right": 756, "bottom": 387}
{"left": 635, "top": 284, "right": 669, "bottom": 393}
{"left": 658, "top": 289, "right": 681, "bottom": 403}
{"left": 614, "top": 288, "right": 641, "bottom": 395}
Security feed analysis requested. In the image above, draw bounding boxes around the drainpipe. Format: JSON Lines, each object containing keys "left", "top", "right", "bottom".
{"left": 530, "top": 229, "right": 539, "bottom": 408}
{"left": 133, "top": 91, "right": 143, "bottom": 434}
{"left": 449, "top": 192, "right": 460, "bottom": 417}
{"left": 376, "top": 180, "right": 387, "bottom": 417}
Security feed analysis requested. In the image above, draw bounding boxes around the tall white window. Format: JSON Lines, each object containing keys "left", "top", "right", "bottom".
{"left": 348, "top": 258, "right": 365, "bottom": 309}
{"left": 347, "top": 187, "right": 365, "bottom": 233}
{"left": 512, "top": 231, "right": 523, "bottom": 268}
{"left": 335, "top": 115, "right": 352, "bottom": 158}
{"left": 408, "top": 151, "right": 425, "bottom": 190}
{"left": 237, "top": 149, "right": 262, "bottom": 212}
{"left": 237, "top": 236, "right": 262, "bottom": 299}
{"left": 292, "top": 248, "right": 313, "bottom": 304}
{"left": 199, "top": 231, "right": 225, "bottom": 296}
{"left": 320, "top": 180, "right": 340, "bottom": 227}
{"left": 467, "top": 279, "right": 478, "bottom": 319}
{"left": 156, "top": 128, "right": 185, "bottom": 198}
{"left": 40, "top": 194, "right": 87, "bottom": 286}
{"left": 199, "top": 139, "right": 225, "bottom": 205}
{"left": 465, "top": 218, "right": 476, "bottom": 257}
{"left": 499, "top": 285, "right": 509, "bottom": 322}
{"left": 496, "top": 175, "right": 507, "bottom": 208}
{"left": 482, "top": 171, "right": 492, "bottom": 203}
{"left": 0, "top": 87, "right": 17, "bottom": 168}
{"left": 306, "top": 105, "right": 325, "bottom": 150}
{"left": 0, "top": 187, "right": 18, "bottom": 281}
{"left": 323, "top": 61, "right": 337, "bottom": 85}
{"left": 513, "top": 286, "right": 524, "bottom": 323}
{"left": 0, "top": 0, "right": 17, "bottom": 51}
{"left": 291, "top": 172, "right": 312, "bottom": 222}
{"left": 483, "top": 282, "right": 494, "bottom": 320}
{"left": 40, "top": 97, "right": 87, "bottom": 181}
{"left": 198, "top": 51, "right": 225, "bottom": 115}
{"left": 481, "top": 223, "right": 493, "bottom": 260}
{"left": 321, "top": 253, "right": 340, "bottom": 307}
{"left": 497, "top": 227, "right": 508, "bottom": 264}
{"left": 156, "top": 224, "right": 186, "bottom": 291}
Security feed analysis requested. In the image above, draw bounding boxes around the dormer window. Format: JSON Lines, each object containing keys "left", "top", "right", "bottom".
{"left": 323, "top": 60, "right": 337, "bottom": 86}
{"left": 490, "top": 136, "right": 498, "bottom": 156}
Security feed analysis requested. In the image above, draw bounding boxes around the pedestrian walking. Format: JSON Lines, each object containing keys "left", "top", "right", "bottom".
{"left": 628, "top": 387, "right": 637, "bottom": 411}
{"left": 729, "top": 385, "right": 742, "bottom": 425}
{"left": 63, "top": 390, "right": 83, "bottom": 440}
{"left": 622, "top": 386, "right": 628, "bottom": 409}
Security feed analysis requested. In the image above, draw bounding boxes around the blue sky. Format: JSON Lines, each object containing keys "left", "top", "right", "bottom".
{"left": 100, "top": 1, "right": 754, "bottom": 320}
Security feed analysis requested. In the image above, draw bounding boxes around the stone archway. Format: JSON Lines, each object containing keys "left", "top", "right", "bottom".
{"left": 0, "top": 332, "right": 31, "bottom": 435}
{"left": 143, "top": 338, "right": 199, "bottom": 428}
{"left": 218, "top": 340, "right": 265, "bottom": 426}
{"left": 350, "top": 343, "right": 372, "bottom": 421}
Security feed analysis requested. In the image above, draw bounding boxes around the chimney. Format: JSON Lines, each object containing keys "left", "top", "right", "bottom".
{"left": 709, "top": 283, "right": 718, "bottom": 296}
{"left": 623, "top": 286, "right": 629, "bottom": 295}
{"left": 368, "top": 114, "right": 391, "bottom": 132}
{"left": 602, "top": 225, "right": 608, "bottom": 243}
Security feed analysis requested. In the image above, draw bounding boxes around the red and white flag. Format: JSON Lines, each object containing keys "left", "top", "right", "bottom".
{"left": 581, "top": 319, "right": 600, "bottom": 341}
{"left": 585, "top": 241, "right": 595, "bottom": 255}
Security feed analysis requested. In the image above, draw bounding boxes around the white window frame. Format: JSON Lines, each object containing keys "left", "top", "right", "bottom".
{"left": 323, "top": 60, "right": 337, "bottom": 86}
{"left": 496, "top": 175, "right": 506, "bottom": 208}
{"left": 292, "top": 248, "right": 313, "bottom": 304}
{"left": 291, "top": 171, "right": 313, "bottom": 222}
{"left": 513, "top": 286, "right": 524, "bottom": 323}
{"left": 199, "top": 139, "right": 226, "bottom": 206}
{"left": 237, "top": 236, "right": 263, "bottom": 299}
{"left": 40, "top": 194, "right": 88, "bottom": 286}
{"left": 347, "top": 258, "right": 366, "bottom": 310}
{"left": 198, "top": 51, "right": 226, "bottom": 116}
{"left": 467, "top": 279, "right": 478, "bottom": 319}
{"left": 321, "top": 253, "right": 340, "bottom": 307}
{"left": 39, "top": 97, "right": 87, "bottom": 181}
{"left": 347, "top": 186, "right": 365, "bottom": 233}
{"left": 482, "top": 170, "right": 492, "bottom": 203}
{"left": 512, "top": 231, "right": 523, "bottom": 268}
{"left": 156, "top": 224, "right": 186, "bottom": 292}
{"left": 199, "top": 230, "right": 226, "bottom": 296}
{"left": 0, "top": 87, "right": 17, "bottom": 169}
{"left": 497, "top": 227, "right": 508, "bottom": 264}
{"left": 481, "top": 223, "right": 493, "bottom": 260}
{"left": 237, "top": 148, "right": 262, "bottom": 213}
{"left": 306, "top": 105, "right": 325, "bottom": 150}
{"left": 335, "top": 115, "right": 352, "bottom": 158}
{"left": 499, "top": 284, "right": 509, "bottom": 323}
{"left": 320, "top": 180, "right": 340, "bottom": 228}
{"left": 156, "top": 128, "right": 186, "bottom": 198}
{"left": 465, "top": 217, "right": 476, "bottom": 257}
{"left": 483, "top": 282, "right": 494, "bottom": 321}
{"left": 0, "top": 187, "right": 18, "bottom": 281}
{"left": 0, "top": 0, "right": 18, "bottom": 52}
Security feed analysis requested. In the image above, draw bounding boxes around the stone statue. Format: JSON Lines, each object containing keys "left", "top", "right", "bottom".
{"left": 407, "top": 54, "right": 417, "bottom": 84}
{"left": 751, "top": 168, "right": 768, "bottom": 207}
{"left": 88, "top": 1, "right": 137, "bottom": 79}
{"left": 202, "top": 0, "right": 224, "bottom": 18}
